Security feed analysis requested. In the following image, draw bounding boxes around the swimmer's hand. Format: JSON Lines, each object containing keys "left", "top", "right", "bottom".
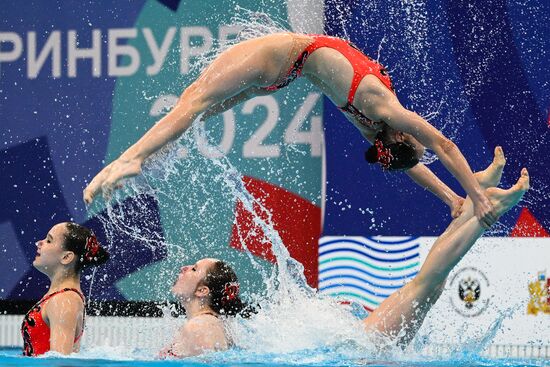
{"left": 472, "top": 192, "right": 497, "bottom": 228}
{"left": 449, "top": 196, "right": 465, "bottom": 218}
{"left": 83, "top": 157, "right": 143, "bottom": 204}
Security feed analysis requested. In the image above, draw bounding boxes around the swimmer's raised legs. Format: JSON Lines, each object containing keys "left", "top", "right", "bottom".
{"left": 475, "top": 146, "right": 506, "bottom": 190}
{"left": 363, "top": 155, "right": 528, "bottom": 347}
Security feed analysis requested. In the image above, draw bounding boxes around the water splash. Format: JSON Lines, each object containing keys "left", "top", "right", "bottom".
{"left": 84, "top": 111, "right": 537, "bottom": 364}
{"left": 186, "top": 7, "right": 291, "bottom": 77}
{"left": 81, "top": 8, "right": 544, "bottom": 365}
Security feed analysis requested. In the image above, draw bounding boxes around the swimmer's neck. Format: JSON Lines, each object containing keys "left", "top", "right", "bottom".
{"left": 182, "top": 299, "right": 217, "bottom": 319}
{"left": 46, "top": 268, "right": 80, "bottom": 294}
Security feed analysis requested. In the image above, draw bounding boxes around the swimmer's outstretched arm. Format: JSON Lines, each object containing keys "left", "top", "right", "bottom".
{"left": 83, "top": 99, "right": 196, "bottom": 203}
{"left": 361, "top": 130, "right": 464, "bottom": 218}
{"left": 405, "top": 163, "right": 464, "bottom": 218}
{"left": 370, "top": 91, "right": 497, "bottom": 228}
{"left": 363, "top": 168, "right": 529, "bottom": 347}
{"left": 83, "top": 37, "right": 275, "bottom": 204}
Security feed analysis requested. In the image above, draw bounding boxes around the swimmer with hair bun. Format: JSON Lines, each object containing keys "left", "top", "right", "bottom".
{"left": 161, "top": 152, "right": 527, "bottom": 355}
{"left": 160, "top": 258, "right": 251, "bottom": 358}
{"left": 83, "top": 32, "right": 498, "bottom": 227}
{"left": 21, "top": 222, "right": 109, "bottom": 356}
{"left": 364, "top": 156, "right": 529, "bottom": 346}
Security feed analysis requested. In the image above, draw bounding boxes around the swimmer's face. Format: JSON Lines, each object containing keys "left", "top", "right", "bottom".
{"left": 171, "top": 258, "right": 217, "bottom": 301}
{"left": 33, "top": 223, "right": 73, "bottom": 275}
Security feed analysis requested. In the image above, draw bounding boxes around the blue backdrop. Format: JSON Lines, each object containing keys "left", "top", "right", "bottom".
{"left": 0, "top": 0, "right": 548, "bottom": 302}
{"left": 323, "top": 0, "right": 549, "bottom": 236}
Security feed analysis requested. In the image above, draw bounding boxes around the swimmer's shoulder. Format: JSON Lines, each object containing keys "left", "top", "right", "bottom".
{"left": 43, "top": 290, "right": 85, "bottom": 324}
{"left": 174, "top": 315, "right": 227, "bottom": 355}
{"left": 183, "top": 314, "right": 224, "bottom": 333}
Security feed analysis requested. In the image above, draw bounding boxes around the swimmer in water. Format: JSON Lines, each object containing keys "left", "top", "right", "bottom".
{"left": 83, "top": 32, "right": 496, "bottom": 226}
{"left": 160, "top": 149, "right": 526, "bottom": 356}
{"left": 363, "top": 149, "right": 529, "bottom": 346}
{"left": 22, "top": 222, "right": 109, "bottom": 356}
{"left": 160, "top": 258, "right": 249, "bottom": 358}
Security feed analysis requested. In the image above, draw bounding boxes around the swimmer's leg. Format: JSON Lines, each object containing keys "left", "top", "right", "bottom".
{"left": 383, "top": 156, "right": 506, "bottom": 341}
{"left": 131, "top": 41, "right": 280, "bottom": 157}
{"left": 385, "top": 151, "right": 508, "bottom": 341}
{"left": 83, "top": 38, "right": 285, "bottom": 203}
{"left": 474, "top": 146, "right": 506, "bottom": 190}
{"left": 439, "top": 146, "right": 507, "bottom": 240}
{"left": 363, "top": 169, "right": 529, "bottom": 347}
{"left": 200, "top": 87, "right": 276, "bottom": 122}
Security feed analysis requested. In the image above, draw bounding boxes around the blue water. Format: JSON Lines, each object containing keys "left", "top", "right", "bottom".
{"left": 0, "top": 347, "right": 547, "bottom": 367}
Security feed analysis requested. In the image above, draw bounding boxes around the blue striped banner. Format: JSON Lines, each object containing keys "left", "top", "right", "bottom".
{"left": 319, "top": 236, "right": 421, "bottom": 309}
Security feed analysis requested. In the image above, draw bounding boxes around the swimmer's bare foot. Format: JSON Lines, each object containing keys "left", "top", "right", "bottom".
{"left": 475, "top": 146, "right": 506, "bottom": 189}
{"left": 486, "top": 168, "right": 529, "bottom": 217}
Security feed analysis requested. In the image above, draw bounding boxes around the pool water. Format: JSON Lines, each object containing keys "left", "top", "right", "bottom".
{"left": 0, "top": 347, "right": 547, "bottom": 367}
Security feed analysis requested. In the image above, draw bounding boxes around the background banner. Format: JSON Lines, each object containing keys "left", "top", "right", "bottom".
{"left": 322, "top": 0, "right": 549, "bottom": 237}
{"left": 0, "top": 2, "right": 548, "bottom": 351}
{"left": 319, "top": 0, "right": 549, "bottom": 345}
{"left": 0, "top": 0, "right": 324, "bottom": 302}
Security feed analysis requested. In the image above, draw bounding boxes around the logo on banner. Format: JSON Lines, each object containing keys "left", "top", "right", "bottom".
{"left": 318, "top": 236, "right": 420, "bottom": 312}
{"left": 527, "top": 270, "right": 550, "bottom": 315}
{"left": 450, "top": 267, "right": 490, "bottom": 317}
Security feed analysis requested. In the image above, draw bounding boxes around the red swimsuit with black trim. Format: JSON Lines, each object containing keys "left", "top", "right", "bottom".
{"left": 264, "top": 35, "right": 395, "bottom": 128}
{"left": 21, "top": 288, "right": 85, "bottom": 356}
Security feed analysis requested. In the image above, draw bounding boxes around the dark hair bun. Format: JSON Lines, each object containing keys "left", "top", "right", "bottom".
{"left": 64, "top": 223, "right": 110, "bottom": 272}
{"left": 386, "top": 142, "right": 419, "bottom": 171}
{"left": 82, "top": 241, "right": 110, "bottom": 268}
{"left": 365, "top": 146, "right": 379, "bottom": 163}
{"left": 365, "top": 140, "right": 419, "bottom": 171}
{"left": 203, "top": 260, "right": 256, "bottom": 318}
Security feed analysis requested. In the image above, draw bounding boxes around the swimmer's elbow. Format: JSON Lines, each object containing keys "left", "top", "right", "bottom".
{"left": 436, "top": 138, "right": 457, "bottom": 156}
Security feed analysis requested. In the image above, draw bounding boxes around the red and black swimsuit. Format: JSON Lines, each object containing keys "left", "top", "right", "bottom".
{"left": 21, "top": 288, "right": 85, "bottom": 356}
{"left": 264, "top": 35, "right": 395, "bottom": 128}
